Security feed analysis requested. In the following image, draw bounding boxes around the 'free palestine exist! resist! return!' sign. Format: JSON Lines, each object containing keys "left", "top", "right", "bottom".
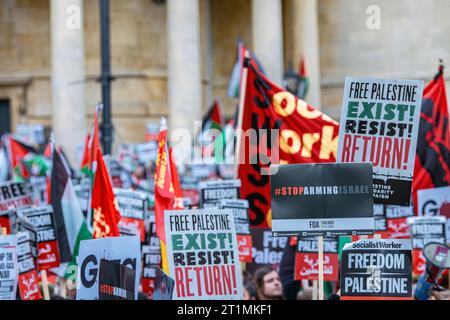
{"left": 164, "top": 209, "right": 243, "bottom": 300}
{"left": 337, "top": 77, "right": 424, "bottom": 206}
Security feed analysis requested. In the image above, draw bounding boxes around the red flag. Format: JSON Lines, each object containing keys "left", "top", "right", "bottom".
{"left": 80, "top": 133, "right": 91, "bottom": 172}
{"left": 154, "top": 119, "right": 175, "bottom": 243}
{"left": 238, "top": 59, "right": 339, "bottom": 228}
{"left": 92, "top": 148, "right": 121, "bottom": 238}
{"left": 412, "top": 66, "right": 450, "bottom": 211}
{"left": 169, "top": 147, "right": 184, "bottom": 210}
{"left": 89, "top": 107, "right": 101, "bottom": 172}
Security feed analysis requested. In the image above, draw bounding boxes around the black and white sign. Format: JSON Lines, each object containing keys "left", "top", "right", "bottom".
{"left": 98, "top": 259, "right": 136, "bottom": 300}
{"left": 407, "top": 216, "right": 446, "bottom": 249}
{"left": 199, "top": 179, "right": 240, "bottom": 208}
{"left": 271, "top": 163, "right": 374, "bottom": 236}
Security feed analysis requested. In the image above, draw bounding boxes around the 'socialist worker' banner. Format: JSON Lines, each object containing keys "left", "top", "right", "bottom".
{"left": 199, "top": 179, "right": 240, "bottom": 209}
{"left": 337, "top": 78, "right": 424, "bottom": 206}
{"left": 271, "top": 163, "right": 374, "bottom": 237}
{"left": 164, "top": 209, "right": 243, "bottom": 300}
{"left": 340, "top": 239, "right": 412, "bottom": 300}
{"left": 295, "top": 236, "right": 339, "bottom": 281}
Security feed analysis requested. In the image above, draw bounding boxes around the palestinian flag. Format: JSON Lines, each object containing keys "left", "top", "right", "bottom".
{"left": 297, "top": 55, "right": 309, "bottom": 100}
{"left": 6, "top": 136, "right": 38, "bottom": 181}
{"left": 91, "top": 147, "right": 121, "bottom": 239}
{"left": 80, "top": 133, "right": 91, "bottom": 176}
{"left": 50, "top": 146, "right": 91, "bottom": 272}
{"left": 412, "top": 64, "right": 450, "bottom": 211}
{"left": 199, "top": 99, "right": 225, "bottom": 159}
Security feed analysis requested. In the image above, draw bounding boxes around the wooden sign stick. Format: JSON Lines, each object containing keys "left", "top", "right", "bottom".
{"left": 318, "top": 235, "right": 324, "bottom": 300}
{"left": 41, "top": 270, "right": 51, "bottom": 300}
{"left": 312, "top": 280, "right": 318, "bottom": 300}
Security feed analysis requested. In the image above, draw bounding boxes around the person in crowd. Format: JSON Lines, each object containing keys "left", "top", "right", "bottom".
{"left": 252, "top": 266, "right": 285, "bottom": 300}
{"left": 243, "top": 282, "right": 257, "bottom": 300}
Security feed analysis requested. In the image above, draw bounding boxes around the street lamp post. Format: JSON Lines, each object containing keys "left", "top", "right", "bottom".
{"left": 99, "top": 0, "right": 113, "bottom": 155}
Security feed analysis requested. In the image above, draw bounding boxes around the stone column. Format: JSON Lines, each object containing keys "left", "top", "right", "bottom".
{"left": 167, "top": 0, "right": 202, "bottom": 135}
{"left": 51, "top": 0, "right": 86, "bottom": 165}
{"left": 291, "top": 0, "right": 321, "bottom": 107}
{"left": 252, "top": 0, "right": 284, "bottom": 86}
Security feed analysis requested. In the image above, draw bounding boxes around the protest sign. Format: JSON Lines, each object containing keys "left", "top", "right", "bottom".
{"left": 407, "top": 216, "right": 446, "bottom": 275}
{"left": 0, "top": 181, "right": 33, "bottom": 212}
{"left": 141, "top": 244, "right": 161, "bottom": 299}
{"left": 219, "top": 199, "right": 252, "bottom": 263}
{"left": 340, "top": 239, "right": 412, "bottom": 300}
{"left": 73, "top": 178, "right": 90, "bottom": 217}
{"left": 417, "top": 186, "right": 450, "bottom": 242}
{"left": 373, "top": 204, "right": 388, "bottom": 235}
{"left": 135, "top": 142, "right": 158, "bottom": 165}
{"left": 164, "top": 209, "right": 243, "bottom": 300}
{"left": 76, "top": 236, "right": 141, "bottom": 300}
{"left": 199, "top": 179, "right": 240, "bottom": 208}
{"left": 16, "top": 231, "right": 42, "bottom": 300}
{"left": 385, "top": 205, "right": 414, "bottom": 239}
{"left": 15, "top": 124, "right": 45, "bottom": 145}
{"left": 98, "top": 259, "right": 136, "bottom": 300}
{"left": 271, "top": 163, "right": 374, "bottom": 237}
{"left": 294, "top": 236, "right": 339, "bottom": 281}
{"left": 337, "top": 77, "right": 424, "bottom": 206}
{"left": 28, "top": 176, "right": 48, "bottom": 206}
{"left": 118, "top": 222, "right": 139, "bottom": 237}
{"left": 18, "top": 205, "right": 60, "bottom": 270}
{"left": 114, "top": 188, "right": 148, "bottom": 242}
{"left": 0, "top": 235, "right": 18, "bottom": 300}
{"left": 153, "top": 267, "right": 175, "bottom": 300}
{"left": 246, "top": 228, "right": 287, "bottom": 274}
{"left": 0, "top": 209, "right": 16, "bottom": 235}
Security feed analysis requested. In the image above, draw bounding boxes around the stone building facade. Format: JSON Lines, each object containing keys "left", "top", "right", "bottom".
{"left": 0, "top": 0, "right": 449, "bottom": 164}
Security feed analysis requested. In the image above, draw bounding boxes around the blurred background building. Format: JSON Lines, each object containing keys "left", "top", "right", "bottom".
{"left": 0, "top": 0, "right": 449, "bottom": 164}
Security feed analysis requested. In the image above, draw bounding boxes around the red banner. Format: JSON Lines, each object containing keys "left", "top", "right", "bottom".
{"left": 237, "top": 234, "right": 252, "bottom": 263}
{"left": 18, "top": 270, "right": 42, "bottom": 300}
{"left": 238, "top": 62, "right": 339, "bottom": 228}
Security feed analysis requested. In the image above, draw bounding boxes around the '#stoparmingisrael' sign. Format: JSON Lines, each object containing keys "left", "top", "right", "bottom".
{"left": 270, "top": 163, "right": 374, "bottom": 237}
{"left": 340, "top": 239, "right": 412, "bottom": 300}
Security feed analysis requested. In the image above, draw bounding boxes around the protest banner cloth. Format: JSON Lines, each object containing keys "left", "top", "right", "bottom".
{"left": 164, "top": 209, "right": 243, "bottom": 300}
{"left": 295, "top": 236, "right": 339, "bottom": 281}
{"left": 76, "top": 236, "right": 141, "bottom": 300}
{"left": 340, "top": 238, "right": 412, "bottom": 300}
{"left": 18, "top": 205, "right": 60, "bottom": 270}
{"left": 271, "top": 162, "right": 374, "bottom": 237}
{"left": 98, "top": 259, "right": 136, "bottom": 300}
{"left": 16, "top": 231, "right": 42, "bottom": 300}
{"left": 0, "top": 181, "right": 33, "bottom": 212}
{"left": 199, "top": 179, "right": 240, "bottom": 209}
{"left": 153, "top": 267, "right": 175, "bottom": 300}
{"left": 219, "top": 199, "right": 252, "bottom": 262}
{"left": 407, "top": 216, "right": 447, "bottom": 275}
{"left": 114, "top": 188, "right": 148, "bottom": 242}
{"left": 246, "top": 228, "right": 287, "bottom": 274}
{"left": 0, "top": 234, "right": 18, "bottom": 300}
{"left": 417, "top": 186, "right": 450, "bottom": 242}
{"left": 337, "top": 77, "right": 424, "bottom": 206}
{"left": 236, "top": 57, "right": 339, "bottom": 228}
{"left": 385, "top": 205, "right": 414, "bottom": 239}
{"left": 141, "top": 244, "right": 161, "bottom": 299}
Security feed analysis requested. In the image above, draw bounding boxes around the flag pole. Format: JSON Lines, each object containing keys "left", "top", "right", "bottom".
{"left": 41, "top": 270, "right": 51, "bottom": 300}
{"left": 318, "top": 235, "right": 324, "bottom": 300}
{"left": 233, "top": 50, "right": 251, "bottom": 179}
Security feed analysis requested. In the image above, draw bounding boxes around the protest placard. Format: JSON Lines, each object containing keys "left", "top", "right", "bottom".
{"left": 295, "top": 236, "right": 339, "bottom": 281}
{"left": 98, "top": 259, "right": 136, "bottom": 300}
{"left": 337, "top": 77, "right": 424, "bottom": 206}
{"left": 114, "top": 188, "right": 148, "bottom": 242}
{"left": 0, "top": 209, "right": 16, "bottom": 235}
{"left": 15, "top": 124, "right": 45, "bottom": 145}
{"left": 16, "top": 231, "right": 42, "bottom": 300}
{"left": 73, "top": 178, "right": 90, "bottom": 217}
{"left": 164, "top": 209, "right": 243, "bottom": 300}
{"left": 199, "top": 179, "right": 240, "bottom": 209}
{"left": 373, "top": 204, "right": 388, "bottom": 234}
{"left": 141, "top": 244, "right": 161, "bottom": 299}
{"left": 153, "top": 267, "right": 175, "bottom": 300}
{"left": 417, "top": 186, "right": 450, "bottom": 242}
{"left": 219, "top": 199, "right": 252, "bottom": 263}
{"left": 340, "top": 239, "right": 412, "bottom": 300}
{"left": 271, "top": 163, "right": 374, "bottom": 237}
{"left": 76, "top": 236, "right": 141, "bottom": 300}
{"left": 0, "top": 234, "right": 18, "bottom": 300}
{"left": 246, "top": 229, "right": 287, "bottom": 274}
{"left": 407, "top": 216, "right": 446, "bottom": 275}
{"left": 28, "top": 176, "right": 48, "bottom": 206}
{"left": 18, "top": 205, "right": 60, "bottom": 270}
{"left": 0, "top": 181, "right": 33, "bottom": 212}
{"left": 385, "top": 205, "right": 414, "bottom": 239}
